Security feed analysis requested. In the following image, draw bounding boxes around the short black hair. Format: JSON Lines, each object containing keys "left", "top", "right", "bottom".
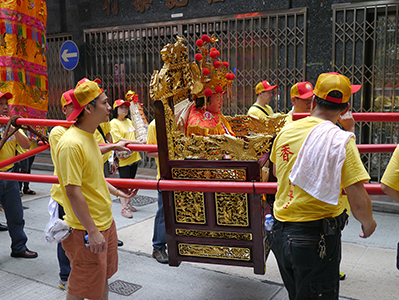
{"left": 315, "top": 91, "right": 348, "bottom": 112}
{"left": 194, "top": 96, "right": 211, "bottom": 109}
{"left": 112, "top": 104, "right": 131, "bottom": 120}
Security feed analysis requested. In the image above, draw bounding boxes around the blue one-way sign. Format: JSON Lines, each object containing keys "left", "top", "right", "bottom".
{"left": 60, "top": 41, "right": 79, "bottom": 71}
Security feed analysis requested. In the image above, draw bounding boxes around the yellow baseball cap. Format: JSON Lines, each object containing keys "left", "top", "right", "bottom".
{"left": 313, "top": 72, "right": 361, "bottom": 104}
{"left": 291, "top": 82, "right": 313, "bottom": 99}
{"left": 255, "top": 80, "right": 277, "bottom": 95}
{"left": 60, "top": 89, "right": 75, "bottom": 107}
{"left": 67, "top": 81, "right": 103, "bottom": 121}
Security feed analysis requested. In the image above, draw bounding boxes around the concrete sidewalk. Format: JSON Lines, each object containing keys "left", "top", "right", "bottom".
{"left": 0, "top": 168, "right": 398, "bottom": 299}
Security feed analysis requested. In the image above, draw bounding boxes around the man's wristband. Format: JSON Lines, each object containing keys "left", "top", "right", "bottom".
{"left": 116, "top": 189, "right": 119, "bottom": 197}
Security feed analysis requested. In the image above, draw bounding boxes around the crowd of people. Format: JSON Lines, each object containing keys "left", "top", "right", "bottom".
{"left": 1, "top": 44, "right": 398, "bottom": 300}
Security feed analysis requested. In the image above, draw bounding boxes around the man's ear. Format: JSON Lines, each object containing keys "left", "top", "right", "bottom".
{"left": 291, "top": 97, "right": 296, "bottom": 106}
{"left": 310, "top": 95, "right": 316, "bottom": 111}
{"left": 340, "top": 103, "right": 350, "bottom": 116}
{"left": 84, "top": 104, "right": 92, "bottom": 115}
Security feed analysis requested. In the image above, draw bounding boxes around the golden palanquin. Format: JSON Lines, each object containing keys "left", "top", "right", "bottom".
{"left": 151, "top": 36, "right": 286, "bottom": 274}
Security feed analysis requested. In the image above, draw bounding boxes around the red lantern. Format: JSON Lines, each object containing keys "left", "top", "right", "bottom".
{"left": 213, "top": 61, "right": 221, "bottom": 68}
{"left": 196, "top": 39, "right": 203, "bottom": 47}
{"left": 201, "top": 35, "right": 211, "bottom": 43}
{"left": 215, "top": 86, "right": 223, "bottom": 94}
{"left": 195, "top": 53, "right": 202, "bottom": 61}
{"left": 209, "top": 51, "right": 218, "bottom": 59}
{"left": 222, "top": 62, "right": 229, "bottom": 68}
{"left": 226, "top": 73, "right": 235, "bottom": 80}
{"left": 215, "top": 50, "right": 220, "bottom": 57}
{"left": 204, "top": 88, "right": 213, "bottom": 97}
{"left": 203, "top": 68, "right": 210, "bottom": 76}
{"left": 210, "top": 47, "right": 217, "bottom": 52}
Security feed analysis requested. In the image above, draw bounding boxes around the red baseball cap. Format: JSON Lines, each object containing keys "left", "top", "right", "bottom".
{"left": 255, "top": 80, "right": 277, "bottom": 94}
{"left": 113, "top": 99, "right": 131, "bottom": 109}
{"left": 291, "top": 82, "right": 314, "bottom": 99}
{"left": 60, "top": 89, "right": 75, "bottom": 107}
{"left": 0, "top": 92, "right": 13, "bottom": 100}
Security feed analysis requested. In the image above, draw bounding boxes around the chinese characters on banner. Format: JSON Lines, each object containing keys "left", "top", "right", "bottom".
{"left": 166, "top": 0, "right": 188, "bottom": 9}
{"left": 103, "top": 0, "right": 118, "bottom": 15}
{"left": 132, "top": 0, "right": 152, "bottom": 12}
{"left": 131, "top": 0, "right": 225, "bottom": 13}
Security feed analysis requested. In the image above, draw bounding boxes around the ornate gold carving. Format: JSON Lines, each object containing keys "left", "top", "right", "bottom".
{"left": 226, "top": 114, "right": 288, "bottom": 136}
{"left": 178, "top": 243, "right": 251, "bottom": 261}
{"left": 174, "top": 191, "right": 205, "bottom": 224}
{"left": 150, "top": 36, "right": 276, "bottom": 161}
{"left": 215, "top": 193, "right": 248, "bottom": 226}
{"left": 150, "top": 36, "right": 193, "bottom": 106}
{"left": 176, "top": 229, "right": 252, "bottom": 241}
{"left": 171, "top": 168, "right": 246, "bottom": 181}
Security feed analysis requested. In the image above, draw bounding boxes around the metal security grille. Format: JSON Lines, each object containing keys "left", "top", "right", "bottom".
{"left": 333, "top": 1, "right": 399, "bottom": 181}
{"left": 83, "top": 8, "right": 307, "bottom": 120}
{"left": 46, "top": 34, "right": 73, "bottom": 120}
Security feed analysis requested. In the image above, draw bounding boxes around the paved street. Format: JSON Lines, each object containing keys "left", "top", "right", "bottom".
{"left": 0, "top": 168, "right": 398, "bottom": 299}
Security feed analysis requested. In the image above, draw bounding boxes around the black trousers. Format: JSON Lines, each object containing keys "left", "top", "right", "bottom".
{"left": 269, "top": 217, "right": 344, "bottom": 300}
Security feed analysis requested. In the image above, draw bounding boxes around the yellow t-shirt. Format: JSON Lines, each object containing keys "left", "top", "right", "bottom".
{"left": 381, "top": 145, "right": 399, "bottom": 190}
{"left": 284, "top": 109, "right": 294, "bottom": 126}
{"left": 110, "top": 118, "right": 141, "bottom": 167}
{"left": 247, "top": 103, "right": 274, "bottom": 120}
{"left": 55, "top": 125, "right": 113, "bottom": 231}
{"left": 147, "top": 120, "right": 160, "bottom": 180}
{"left": 94, "top": 121, "right": 112, "bottom": 163}
{"left": 0, "top": 129, "right": 27, "bottom": 171}
{"left": 49, "top": 126, "right": 68, "bottom": 206}
{"left": 270, "top": 116, "right": 370, "bottom": 222}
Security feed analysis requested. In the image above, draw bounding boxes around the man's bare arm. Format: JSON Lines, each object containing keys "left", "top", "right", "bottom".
{"left": 15, "top": 130, "right": 30, "bottom": 149}
{"left": 65, "top": 184, "right": 106, "bottom": 254}
{"left": 345, "top": 181, "right": 377, "bottom": 238}
{"left": 99, "top": 138, "right": 143, "bottom": 155}
{"left": 381, "top": 183, "right": 399, "bottom": 202}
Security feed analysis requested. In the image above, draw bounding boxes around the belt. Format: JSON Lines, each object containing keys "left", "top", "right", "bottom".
{"left": 279, "top": 210, "right": 349, "bottom": 231}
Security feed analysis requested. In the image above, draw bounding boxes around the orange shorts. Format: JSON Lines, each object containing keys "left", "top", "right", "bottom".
{"left": 62, "top": 220, "right": 118, "bottom": 299}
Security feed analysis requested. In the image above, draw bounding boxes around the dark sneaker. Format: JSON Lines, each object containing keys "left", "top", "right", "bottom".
{"left": 340, "top": 271, "right": 346, "bottom": 280}
{"left": 152, "top": 248, "right": 168, "bottom": 264}
{"left": 58, "top": 277, "right": 67, "bottom": 290}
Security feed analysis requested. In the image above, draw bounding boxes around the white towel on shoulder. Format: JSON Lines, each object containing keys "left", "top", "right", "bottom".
{"left": 289, "top": 120, "right": 355, "bottom": 205}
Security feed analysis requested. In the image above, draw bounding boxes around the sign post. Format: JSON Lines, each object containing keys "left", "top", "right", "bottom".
{"left": 60, "top": 41, "right": 79, "bottom": 71}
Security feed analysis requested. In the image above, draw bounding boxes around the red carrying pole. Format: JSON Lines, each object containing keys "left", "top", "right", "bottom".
{"left": 0, "top": 116, "right": 73, "bottom": 127}
{"left": 293, "top": 112, "right": 399, "bottom": 122}
{"left": 0, "top": 144, "right": 50, "bottom": 170}
{"left": 357, "top": 144, "right": 396, "bottom": 153}
{"left": 98, "top": 143, "right": 158, "bottom": 152}
{"left": 0, "top": 172, "right": 385, "bottom": 195}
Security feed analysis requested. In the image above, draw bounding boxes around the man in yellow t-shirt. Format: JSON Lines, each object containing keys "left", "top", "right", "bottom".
{"left": 247, "top": 80, "right": 277, "bottom": 120}
{"left": 285, "top": 81, "right": 314, "bottom": 125}
{"left": 146, "top": 120, "right": 168, "bottom": 264}
{"left": 381, "top": 146, "right": 399, "bottom": 201}
{"left": 269, "top": 73, "right": 376, "bottom": 299}
{"left": 0, "top": 91, "right": 38, "bottom": 258}
{"left": 48, "top": 89, "right": 75, "bottom": 290}
{"left": 55, "top": 81, "right": 137, "bottom": 300}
